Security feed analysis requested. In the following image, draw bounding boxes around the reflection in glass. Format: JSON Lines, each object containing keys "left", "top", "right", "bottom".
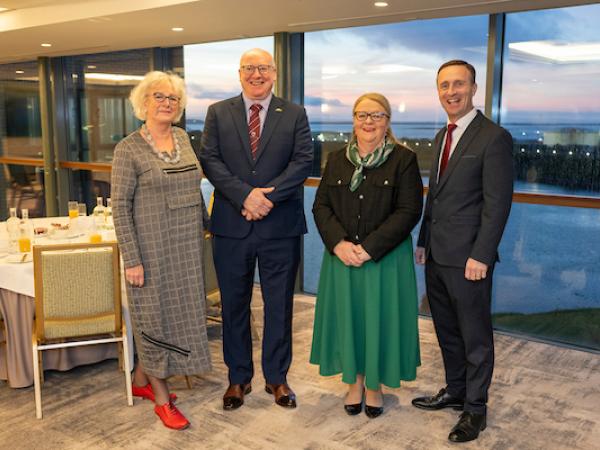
{"left": 0, "top": 61, "right": 44, "bottom": 218}
{"left": 2, "top": 164, "right": 45, "bottom": 218}
{"left": 502, "top": 4, "right": 600, "bottom": 197}
{"left": 492, "top": 202, "right": 600, "bottom": 350}
{"left": 63, "top": 49, "right": 152, "bottom": 164}
{"left": 67, "top": 169, "right": 112, "bottom": 215}
{"left": 305, "top": 16, "right": 488, "bottom": 177}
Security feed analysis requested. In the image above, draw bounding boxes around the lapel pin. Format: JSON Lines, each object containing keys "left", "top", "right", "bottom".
{"left": 275, "top": 107, "right": 283, "bottom": 112}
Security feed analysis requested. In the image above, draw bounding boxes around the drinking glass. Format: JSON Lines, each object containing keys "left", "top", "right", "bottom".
{"left": 68, "top": 201, "right": 79, "bottom": 219}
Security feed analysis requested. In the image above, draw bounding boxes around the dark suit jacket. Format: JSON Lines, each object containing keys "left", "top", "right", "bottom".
{"left": 417, "top": 110, "right": 513, "bottom": 267}
{"left": 199, "top": 94, "right": 313, "bottom": 239}
{"left": 313, "top": 144, "right": 423, "bottom": 262}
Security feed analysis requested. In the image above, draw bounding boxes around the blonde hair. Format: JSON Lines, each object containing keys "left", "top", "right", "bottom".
{"left": 129, "top": 71, "right": 187, "bottom": 122}
{"left": 352, "top": 92, "right": 397, "bottom": 143}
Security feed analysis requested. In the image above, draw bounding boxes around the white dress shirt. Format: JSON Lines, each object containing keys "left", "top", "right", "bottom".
{"left": 437, "top": 107, "right": 478, "bottom": 180}
{"left": 242, "top": 92, "right": 272, "bottom": 134}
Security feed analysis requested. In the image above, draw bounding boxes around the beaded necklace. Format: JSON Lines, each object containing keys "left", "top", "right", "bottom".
{"left": 140, "top": 123, "right": 181, "bottom": 164}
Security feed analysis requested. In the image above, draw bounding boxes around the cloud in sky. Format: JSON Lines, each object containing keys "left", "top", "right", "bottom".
{"left": 186, "top": 82, "right": 239, "bottom": 100}
{"left": 324, "top": 15, "right": 490, "bottom": 61}
{"left": 304, "top": 96, "right": 346, "bottom": 107}
{"left": 182, "top": 4, "right": 600, "bottom": 124}
{"left": 184, "top": 36, "right": 273, "bottom": 119}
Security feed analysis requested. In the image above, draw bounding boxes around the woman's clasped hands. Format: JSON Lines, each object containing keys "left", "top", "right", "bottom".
{"left": 333, "top": 240, "right": 372, "bottom": 267}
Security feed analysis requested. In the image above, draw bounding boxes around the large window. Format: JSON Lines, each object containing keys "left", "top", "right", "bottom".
{"left": 492, "top": 202, "right": 600, "bottom": 350}
{"left": 490, "top": 4, "right": 600, "bottom": 351}
{"left": 0, "top": 61, "right": 44, "bottom": 218}
{"left": 303, "top": 16, "right": 488, "bottom": 292}
{"left": 502, "top": 4, "right": 600, "bottom": 197}
{"left": 304, "top": 16, "right": 489, "bottom": 178}
{"left": 63, "top": 49, "right": 152, "bottom": 165}
{"left": 61, "top": 49, "right": 154, "bottom": 212}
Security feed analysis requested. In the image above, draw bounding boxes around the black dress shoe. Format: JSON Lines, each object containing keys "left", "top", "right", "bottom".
{"left": 344, "top": 402, "right": 363, "bottom": 415}
{"left": 412, "top": 387, "right": 464, "bottom": 411}
{"left": 223, "top": 383, "right": 251, "bottom": 410}
{"left": 448, "top": 411, "right": 486, "bottom": 443}
{"left": 364, "top": 404, "right": 384, "bottom": 418}
{"left": 265, "top": 383, "right": 297, "bottom": 408}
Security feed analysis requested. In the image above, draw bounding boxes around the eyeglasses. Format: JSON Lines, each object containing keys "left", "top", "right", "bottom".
{"left": 354, "top": 111, "right": 389, "bottom": 122}
{"left": 151, "top": 92, "right": 180, "bottom": 104}
{"left": 240, "top": 64, "right": 274, "bottom": 75}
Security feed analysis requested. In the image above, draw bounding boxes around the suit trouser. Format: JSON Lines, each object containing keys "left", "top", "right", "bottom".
{"left": 213, "top": 233, "right": 300, "bottom": 385}
{"left": 425, "top": 258, "right": 495, "bottom": 415}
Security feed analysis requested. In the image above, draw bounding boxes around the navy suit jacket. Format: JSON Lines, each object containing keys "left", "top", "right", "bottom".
{"left": 199, "top": 94, "right": 313, "bottom": 239}
{"left": 417, "top": 111, "right": 513, "bottom": 267}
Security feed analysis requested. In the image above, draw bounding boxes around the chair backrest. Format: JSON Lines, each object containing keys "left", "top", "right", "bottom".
{"left": 33, "top": 242, "right": 122, "bottom": 342}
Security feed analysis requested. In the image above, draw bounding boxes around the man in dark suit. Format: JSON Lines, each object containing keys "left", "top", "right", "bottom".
{"left": 200, "top": 48, "right": 312, "bottom": 410}
{"left": 412, "top": 60, "right": 513, "bottom": 443}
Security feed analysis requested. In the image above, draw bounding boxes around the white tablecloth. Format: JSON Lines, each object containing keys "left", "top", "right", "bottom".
{"left": 0, "top": 217, "right": 132, "bottom": 388}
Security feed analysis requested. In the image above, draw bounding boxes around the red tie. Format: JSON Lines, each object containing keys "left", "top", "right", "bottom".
{"left": 249, "top": 103, "right": 262, "bottom": 159}
{"left": 439, "top": 123, "right": 457, "bottom": 178}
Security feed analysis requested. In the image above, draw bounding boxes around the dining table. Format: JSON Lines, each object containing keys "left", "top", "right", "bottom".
{"left": 0, "top": 215, "right": 133, "bottom": 388}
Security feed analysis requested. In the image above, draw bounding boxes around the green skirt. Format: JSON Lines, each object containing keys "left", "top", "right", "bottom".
{"left": 310, "top": 237, "right": 420, "bottom": 390}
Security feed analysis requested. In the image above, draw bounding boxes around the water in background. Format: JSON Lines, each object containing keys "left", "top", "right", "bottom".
{"left": 188, "top": 120, "right": 600, "bottom": 141}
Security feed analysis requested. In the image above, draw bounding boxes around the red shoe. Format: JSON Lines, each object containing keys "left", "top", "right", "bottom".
{"left": 132, "top": 383, "right": 177, "bottom": 403}
{"left": 154, "top": 401, "right": 190, "bottom": 430}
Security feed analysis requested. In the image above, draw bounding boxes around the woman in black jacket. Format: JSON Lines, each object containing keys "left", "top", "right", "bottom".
{"left": 310, "top": 92, "right": 423, "bottom": 418}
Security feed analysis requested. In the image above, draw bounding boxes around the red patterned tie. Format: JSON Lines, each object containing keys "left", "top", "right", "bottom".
{"left": 439, "top": 123, "right": 457, "bottom": 178}
{"left": 249, "top": 103, "right": 262, "bottom": 159}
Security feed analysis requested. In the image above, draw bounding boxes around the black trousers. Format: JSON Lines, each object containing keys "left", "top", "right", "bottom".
{"left": 425, "top": 258, "right": 495, "bottom": 415}
{"left": 213, "top": 233, "right": 300, "bottom": 385}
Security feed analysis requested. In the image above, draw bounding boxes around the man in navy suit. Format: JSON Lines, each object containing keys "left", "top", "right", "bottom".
{"left": 412, "top": 60, "right": 513, "bottom": 443}
{"left": 200, "top": 48, "right": 312, "bottom": 410}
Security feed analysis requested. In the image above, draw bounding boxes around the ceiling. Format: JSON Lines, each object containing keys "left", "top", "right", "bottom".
{"left": 0, "top": 0, "right": 596, "bottom": 63}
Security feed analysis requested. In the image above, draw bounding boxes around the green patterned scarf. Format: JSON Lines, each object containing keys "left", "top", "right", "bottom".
{"left": 345, "top": 137, "right": 395, "bottom": 191}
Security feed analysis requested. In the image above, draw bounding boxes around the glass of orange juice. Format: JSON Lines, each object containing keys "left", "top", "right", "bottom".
{"left": 68, "top": 201, "right": 79, "bottom": 219}
{"left": 18, "top": 236, "right": 31, "bottom": 253}
{"left": 89, "top": 233, "right": 102, "bottom": 243}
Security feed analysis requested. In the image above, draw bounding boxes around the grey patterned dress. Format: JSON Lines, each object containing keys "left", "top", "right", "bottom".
{"left": 111, "top": 127, "right": 212, "bottom": 378}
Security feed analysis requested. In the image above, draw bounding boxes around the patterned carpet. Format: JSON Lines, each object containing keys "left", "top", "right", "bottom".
{"left": 1, "top": 290, "right": 599, "bottom": 450}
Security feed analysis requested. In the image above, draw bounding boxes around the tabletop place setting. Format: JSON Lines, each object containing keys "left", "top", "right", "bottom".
{"left": 0, "top": 198, "right": 116, "bottom": 265}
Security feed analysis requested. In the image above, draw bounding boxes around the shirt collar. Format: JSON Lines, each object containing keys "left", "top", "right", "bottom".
{"left": 449, "top": 107, "right": 477, "bottom": 130}
{"left": 242, "top": 92, "right": 272, "bottom": 112}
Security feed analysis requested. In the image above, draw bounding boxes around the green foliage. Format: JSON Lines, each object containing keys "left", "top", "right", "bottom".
{"left": 493, "top": 308, "right": 600, "bottom": 350}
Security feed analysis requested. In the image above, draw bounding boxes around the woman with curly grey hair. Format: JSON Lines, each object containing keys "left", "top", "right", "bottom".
{"left": 112, "top": 71, "right": 211, "bottom": 430}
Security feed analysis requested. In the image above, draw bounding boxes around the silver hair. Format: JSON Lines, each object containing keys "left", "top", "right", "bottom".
{"left": 129, "top": 71, "right": 187, "bottom": 122}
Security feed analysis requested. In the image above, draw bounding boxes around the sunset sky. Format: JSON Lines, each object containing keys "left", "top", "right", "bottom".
{"left": 184, "top": 4, "right": 600, "bottom": 125}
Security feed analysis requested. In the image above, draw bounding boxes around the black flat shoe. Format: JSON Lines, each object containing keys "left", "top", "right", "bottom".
{"left": 448, "top": 411, "right": 487, "bottom": 443}
{"left": 412, "top": 387, "right": 464, "bottom": 411}
{"left": 344, "top": 402, "right": 363, "bottom": 415}
{"left": 364, "top": 404, "right": 384, "bottom": 418}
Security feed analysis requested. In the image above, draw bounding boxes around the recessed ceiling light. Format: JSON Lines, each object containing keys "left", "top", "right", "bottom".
{"left": 15, "top": 70, "right": 24, "bottom": 74}
{"left": 171, "top": 27, "right": 184, "bottom": 32}
{"left": 87, "top": 65, "right": 97, "bottom": 69}
{"left": 41, "top": 43, "right": 52, "bottom": 47}
{"left": 0, "top": 8, "right": 9, "bottom": 12}
{"left": 374, "top": 1, "right": 388, "bottom": 7}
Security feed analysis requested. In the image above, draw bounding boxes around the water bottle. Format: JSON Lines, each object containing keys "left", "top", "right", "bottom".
{"left": 19, "top": 209, "right": 34, "bottom": 253}
{"left": 104, "top": 197, "right": 113, "bottom": 229}
{"left": 6, "top": 207, "right": 20, "bottom": 254}
{"left": 92, "top": 197, "right": 105, "bottom": 228}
